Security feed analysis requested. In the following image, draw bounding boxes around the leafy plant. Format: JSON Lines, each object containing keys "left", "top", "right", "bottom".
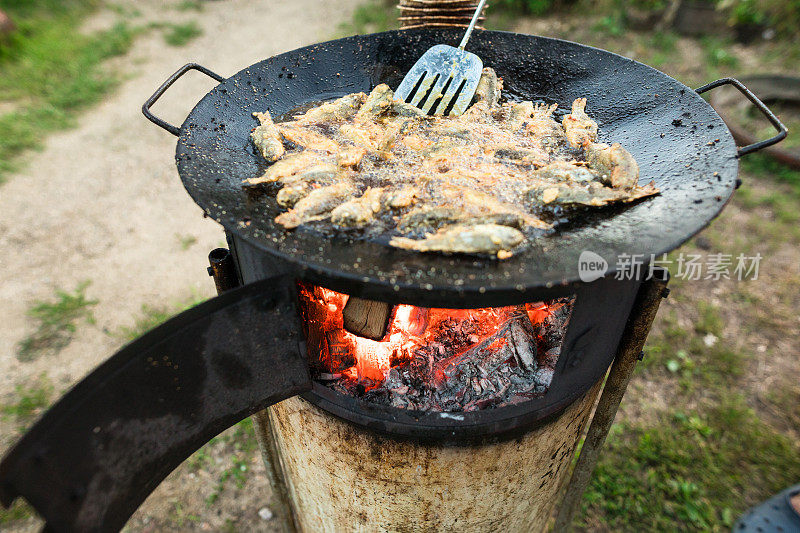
{"left": 177, "top": 234, "right": 198, "bottom": 250}
{"left": 702, "top": 37, "right": 739, "bottom": 67}
{"left": 593, "top": 12, "right": 626, "bottom": 37}
{"left": 729, "top": 0, "right": 768, "bottom": 25}
{"left": 630, "top": 0, "right": 667, "bottom": 11}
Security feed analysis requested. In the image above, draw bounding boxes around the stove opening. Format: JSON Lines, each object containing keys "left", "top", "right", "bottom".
{"left": 297, "top": 282, "right": 574, "bottom": 412}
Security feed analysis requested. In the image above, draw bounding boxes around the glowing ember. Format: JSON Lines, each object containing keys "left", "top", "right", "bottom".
{"left": 297, "top": 282, "right": 573, "bottom": 411}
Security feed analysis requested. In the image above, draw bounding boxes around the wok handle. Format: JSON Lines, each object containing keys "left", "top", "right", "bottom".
{"left": 696, "top": 77, "right": 787, "bottom": 157}
{"left": 0, "top": 275, "right": 310, "bottom": 532}
{"left": 142, "top": 63, "right": 225, "bottom": 136}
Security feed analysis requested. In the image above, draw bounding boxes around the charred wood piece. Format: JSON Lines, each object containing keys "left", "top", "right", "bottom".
{"left": 342, "top": 297, "right": 393, "bottom": 340}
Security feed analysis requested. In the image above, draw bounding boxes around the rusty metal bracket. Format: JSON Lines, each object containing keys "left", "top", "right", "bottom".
{"left": 552, "top": 267, "right": 670, "bottom": 532}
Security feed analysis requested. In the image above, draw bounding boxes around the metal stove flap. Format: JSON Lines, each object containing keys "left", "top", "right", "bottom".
{"left": 0, "top": 276, "right": 310, "bottom": 532}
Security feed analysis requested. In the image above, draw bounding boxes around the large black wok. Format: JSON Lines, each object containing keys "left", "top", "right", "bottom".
{"left": 145, "top": 28, "right": 783, "bottom": 306}
{"left": 0, "top": 29, "right": 785, "bottom": 531}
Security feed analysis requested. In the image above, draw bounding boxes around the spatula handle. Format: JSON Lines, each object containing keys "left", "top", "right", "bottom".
{"left": 458, "top": 0, "right": 488, "bottom": 51}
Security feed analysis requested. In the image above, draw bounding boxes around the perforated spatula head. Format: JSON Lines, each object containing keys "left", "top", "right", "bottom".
{"left": 395, "top": 0, "right": 487, "bottom": 116}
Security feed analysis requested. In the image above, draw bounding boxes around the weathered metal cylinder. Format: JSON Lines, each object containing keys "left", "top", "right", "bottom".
{"left": 259, "top": 380, "right": 602, "bottom": 532}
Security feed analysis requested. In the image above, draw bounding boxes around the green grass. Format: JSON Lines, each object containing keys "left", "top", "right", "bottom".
{"left": 170, "top": 500, "right": 201, "bottom": 528}
{"left": 162, "top": 21, "right": 202, "bottom": 46}
{"left": 118, "top": 293, "right": 206, "bottom": 341}
{"left": 0, "top": 500, "right": 35, "bottom": 526}
{"left": 584, "top": 241, "right": 798, "bottom": 530}
{"left": 177, "top": 234, "right": 198, "bottom": 250}
{"left": 0, "top": 1, "right": 135, "bottom": 181}
{"left": 741, "top": 154, "right": 800, "bottom": 196}
{"left": 701, "top": 37, "right": 739, "bottom": 69}
{"left": 203, "top": 419, "right": 259, "bottom": 506}
{"left": 1, "top": 376, "right": 52, "bottom": 430}
{"left": 17, "top": 282, "right": 97, "bottom": 361}
{"left": 580, "top": 397, "right": 800, "bottom": 531}
{"left": 337, "top": 0, "right": 396, "bottom": 36}
{"left": 1, "top": 374, "right": 53, "bottom": 527}
{"left": 694, "top": 301, "right": 723, "bottom": 337}
{"left": 641, "top": 301, "right": 744, "bottom": 393}
{"left": 175, "top": 0, "right": 204, "bottom": 12}
{"left": 490, "top": 0, "right": 554, "bottom": 15}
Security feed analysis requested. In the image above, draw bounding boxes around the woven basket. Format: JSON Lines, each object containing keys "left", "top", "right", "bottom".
{"left": 398, "top": 0, "right": 488, "bottom": 29}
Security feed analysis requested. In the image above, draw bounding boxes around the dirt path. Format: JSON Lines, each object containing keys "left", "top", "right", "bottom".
{"left": 0, "top": 0, "right": 361, "bottom": 530}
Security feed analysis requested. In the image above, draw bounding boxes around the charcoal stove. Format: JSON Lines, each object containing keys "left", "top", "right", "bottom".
{"left": 0, "top": 26, "right": 786, "bottom": 532}
{"left": 225, "top": 236, "right": 664, "bottom": 532}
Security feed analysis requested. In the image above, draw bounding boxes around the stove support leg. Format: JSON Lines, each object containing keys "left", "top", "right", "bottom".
{"left": 208, "top": 248, "right": 299, "bottom": 533}
{"left": 552, "top": 267, "right": 670, "bottom": 532}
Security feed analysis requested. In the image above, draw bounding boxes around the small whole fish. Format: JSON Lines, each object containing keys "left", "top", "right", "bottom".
{"left": 562, "top": 97, "right": 598, "bottom": 148}
{"left": 251, "top": 111, "right": 285, "bottom": 162}
{"left": 390, "top": 224, "right": 525, "bottom": 256}
{"left": 242, "top": 69, "right": 658, "bottom": 257}
{"left": 586, "top": 142, "right": 640, "bottom": 189}
{"left": 274, "top": 181, "right": 356, "bottom": 229}
{"left": 294, "top": 93, "right": 366, "bottom": 125}
{"left": 330, "top": 187, "right": 385, "bottom": 228}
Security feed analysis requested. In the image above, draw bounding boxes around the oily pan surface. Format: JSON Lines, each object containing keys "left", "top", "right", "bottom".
{"left": 174, "top": 29, "right": 738, "bottom": 303}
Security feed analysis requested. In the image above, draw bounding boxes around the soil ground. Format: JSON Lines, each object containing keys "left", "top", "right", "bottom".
{"left": 0, "top": 1, "right": 360, "bottom": 531}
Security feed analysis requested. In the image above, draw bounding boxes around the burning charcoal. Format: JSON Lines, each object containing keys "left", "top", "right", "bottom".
{"left": 496, "top": 376, "right": 511, "bottom": 395}
{"left": 390, "top": 394, "right": 409, "bottom": 409}
{"left": 509, "top": 320, "right": 537, "bottom": 371}
{"left": 540, "top": 347, "right": 560, "bottom": 369}
{"left": 465, "top": 396, "right": 504, "bottom": 411}
{"left": 306, "top": 283, "right": 573, "bottom": 412}
{"left": 383, "top": 368, "right": 404, "bottom": 390}
{"left": 325, "top": 330, "right": 356, "bottom": 372}
{"left": 508, "top": 374, "right": 528, "bottom": 388}
{"left": 533, "top": 367, "right": 554, "bottom": 388}
{"left": 471, "top": 377, "right": 483, "bottom": 394}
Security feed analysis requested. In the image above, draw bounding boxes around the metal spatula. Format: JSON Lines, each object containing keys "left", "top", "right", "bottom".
{"left": 395, "top": 0, "right": 488, "bottom": 116}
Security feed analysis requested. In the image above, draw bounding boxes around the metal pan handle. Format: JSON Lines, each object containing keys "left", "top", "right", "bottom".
{"left": 696, "top": 77, "right": 787, "bottom": 157}
{"left": 0, "top": 275, "right": 310, "bottom": 532}
{"left": 142, "top": 63, "right": 225, "bottom": 136}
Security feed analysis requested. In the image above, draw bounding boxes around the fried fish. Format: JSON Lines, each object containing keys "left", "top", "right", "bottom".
{"left": 243, "top": 69, "right": 658, "bottom": 258}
